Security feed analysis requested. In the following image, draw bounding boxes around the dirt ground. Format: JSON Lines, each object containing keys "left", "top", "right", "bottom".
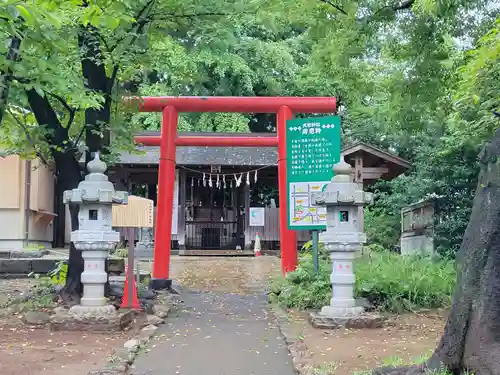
{"left": 164, "top": 256, "right": 446, "bottom": 374}
{"left": 0, "top": 257, "right": 278, "bottom": 375}
{"left": 0, "top": 324, "right": 129, "bottom": 375}
{"left": 286, "top": 309, "right": 445, "bottom": 375}
{"left": 0, "top": 257, "right": 446, "bottom": 375}
{"left": 0, "top": 279, "right": 133, "bottom": 375}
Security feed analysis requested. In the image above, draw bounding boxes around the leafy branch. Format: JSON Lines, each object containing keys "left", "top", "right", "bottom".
{"left": 46, "top": 92, "right": 76, "bottom": 129}
{"left": 109, "top": 0, "right": 157, "bottom": 53}
{"left": 6, "top": 107, "right": 51, "bottom": 167}
{"left": 318, "top": 0, "right": 348, "bottom": 15}
{"left": 373, "top": 0, "right": 416, "bottom": 17}
{"left": 156, "top": 11, "right": 252, "bottom": 20}
{"left": 318, "top": 0, "right": 416, "bottom": 18}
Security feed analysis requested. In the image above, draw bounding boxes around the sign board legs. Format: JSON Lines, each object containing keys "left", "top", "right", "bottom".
{"left": 120, "top": 227, "right": 140, "bottom": 309}
{"left": 312, "top": 230, "right": 319, "bottom": 274}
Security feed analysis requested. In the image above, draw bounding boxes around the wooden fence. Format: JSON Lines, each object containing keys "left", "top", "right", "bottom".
{"left": 247, "top": 207, "right": 310, "bottom": 242}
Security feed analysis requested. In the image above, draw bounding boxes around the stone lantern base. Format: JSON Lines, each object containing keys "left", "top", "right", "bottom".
{"left": 320, "top": 305, "right": 365, "bottom": 317}
{"left": 69, "top": 304, "right": 117, "bottom": 318}
{"left": 50, "top": 307, "right": 137, "bottom": 332}
{"left": 309, "top": 311, "right": 385, "bottom": 330}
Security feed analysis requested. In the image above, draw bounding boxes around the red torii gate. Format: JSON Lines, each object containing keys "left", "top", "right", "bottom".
{"left": 132, "top": 96, "right": 337, "bottom": 289}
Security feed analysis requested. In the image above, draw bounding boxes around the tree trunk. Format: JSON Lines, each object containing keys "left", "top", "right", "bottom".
{"left": 78, "top": 25, "right": 112, "bottom": 159}
{"left": 57, "top": 167, "right": 84, "bottom": 306}
{"left": 0, "top": 34, "right": 23, "bottom": 123}
{"left": 374, "top": 126, "right": 500, "bottom": 375}
{"left": 26, "top": 88, "right": 84, "bottom": 305}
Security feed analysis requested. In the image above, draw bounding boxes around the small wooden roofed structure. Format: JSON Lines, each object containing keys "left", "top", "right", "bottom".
{"left": 341, "top": 141, "right": 412, "bottom": 187}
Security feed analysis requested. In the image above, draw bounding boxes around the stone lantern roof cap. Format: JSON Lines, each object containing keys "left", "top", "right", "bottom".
{"left": 313, "top": 156, "right": 373, "bottom": 206}
{"left": 331, "top": 156, "right": 353, "bottom": 183}
{"left": 63, "top": 153, "right": 128, "bottom": 205}
{"left": 87, "top": 151, "right": 107, "bottom": 174}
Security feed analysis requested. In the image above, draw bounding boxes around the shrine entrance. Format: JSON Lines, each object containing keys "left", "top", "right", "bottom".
{"left": 184, "top": 168, "right": 245, "bottom": 250}
{"left": 132, "top": 96, "right": 336, "bottom": 288}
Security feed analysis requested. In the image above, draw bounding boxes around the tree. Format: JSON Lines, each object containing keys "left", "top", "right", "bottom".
{"left": 373, "top": 19, "right": 500, "bottom": 375}
{"left": 0, "top": 0, "right": 276, "bottom": 303}
{"left": 284, "top": 0, "right": 498, "bottom": 256}
{"left": 130, "top": 11, "right": 308, "bottom": 133}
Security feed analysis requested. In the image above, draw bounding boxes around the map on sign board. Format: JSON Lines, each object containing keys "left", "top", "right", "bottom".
{"left": 288, "top": 181, "right": 329, "bottom": 226}
{"left": 285, "top": 116, "right": 341, "bottom": 230}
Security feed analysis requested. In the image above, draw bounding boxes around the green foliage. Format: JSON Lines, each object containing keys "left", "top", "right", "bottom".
{"left": 356, "top": 252, "right": 456, "bottom": 312}
{"left": 48, "top": 260, "right": 68, "bottom": 286}
{"left": 300, "top": 239, "right": 328, "bottom": 259}
{"left": 23, "top": 243, "right": 46, "bottom": 251}
{"left": 19, "top": 276, "right": 57, "bottom": 311}
{"left": 364, "top": 208, "right": 400, "bottom": 251}
{"left": 269, "top": 253, "right": 331, "bottom": 310}
{"left": 0, "top": 0, "right": 498, "bottom": 271}
{"left": 269, "top": 251, "right": 456, "bottom": 313}
{"left": 114, "top": 247, "right": 128, "bottom": 259}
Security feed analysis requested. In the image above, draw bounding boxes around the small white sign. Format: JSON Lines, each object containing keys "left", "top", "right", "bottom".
{"left": 249, "top": 207, "right": 265, "bottom": 227}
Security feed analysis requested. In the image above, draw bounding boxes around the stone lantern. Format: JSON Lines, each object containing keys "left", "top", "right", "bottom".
{"left": 311, "top": 156, "right": 378, "bottom": 328}
{"left": 63, "top": 153, "right": 127, "bottom": 315}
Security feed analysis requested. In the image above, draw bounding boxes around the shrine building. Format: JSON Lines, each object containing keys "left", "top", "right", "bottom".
{"left": 0, "top": 133, "right": 411, "bottom": 253}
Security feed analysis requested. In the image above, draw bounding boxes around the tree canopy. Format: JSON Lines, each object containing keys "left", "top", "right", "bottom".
{"left": 0, "top": 0, "right": 498, "bottom": 295}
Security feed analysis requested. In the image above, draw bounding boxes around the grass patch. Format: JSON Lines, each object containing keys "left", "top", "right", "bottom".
{"left": 307, "top": 352, "right": 457, "bottom": 375}
{"left": 269, "top": 251, "right": 456, "bottom": 313}
{"left": 16, "top": 277, "right": 57, "bottom": 311}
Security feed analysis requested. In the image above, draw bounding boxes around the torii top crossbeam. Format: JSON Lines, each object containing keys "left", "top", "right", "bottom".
{"left": 132, "top": 96, "right": 337, "bottom": 113}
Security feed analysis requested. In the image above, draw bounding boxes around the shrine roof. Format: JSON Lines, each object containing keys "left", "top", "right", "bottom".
{"left": 341, "top": 141, "right": 412, "bottom": 180}
{"left": 116, "top": 133, "right": 412, "bottom": 175}
{"left": 119, "top": 132, "right": 277, "bottom": 166}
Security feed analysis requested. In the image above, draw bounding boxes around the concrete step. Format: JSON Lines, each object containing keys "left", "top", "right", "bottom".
{"left": 0, "top": 257, "right": 125, "bottom": 276}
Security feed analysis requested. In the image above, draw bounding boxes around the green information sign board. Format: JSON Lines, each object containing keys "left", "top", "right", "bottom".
{"left": 286, "top": 115, "right": 341, "bottom": 230}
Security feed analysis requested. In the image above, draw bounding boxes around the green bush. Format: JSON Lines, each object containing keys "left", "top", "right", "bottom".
{"left": 356, "top": 252, "right": 456, "bottom": 312}
{"left": 269, "top": 251, "right": 456, "bottom": 313}
{"left": 269, "top": 253, "right": 331, "bottom": 310}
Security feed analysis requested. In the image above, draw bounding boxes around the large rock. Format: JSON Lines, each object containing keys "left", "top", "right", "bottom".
{"left": 138, "top": 288, "right": 156, "bottom": 300}
{"left": 138, "top": 324, "right": 159, "bottom": 341}
{"left": 123, "top": 338, "right": 140, "bottom": 351}
{"left": 145, "top": 314, "right": 164, "bottom": 326}
{"left": 23, "top": 311, "right": 51, "bottom": 325}
{"left": 153, "top": 304, "right": 170, "bottom": 319}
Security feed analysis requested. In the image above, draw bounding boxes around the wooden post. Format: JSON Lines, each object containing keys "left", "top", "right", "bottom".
{"left": 178, "top": 169, "right": 187, "bottom": 250}
{"left": 243, "top": 183, "right": 251, "bottom": 248}
{"left": 354, "top": 155, "right": 365, "bottom": 232}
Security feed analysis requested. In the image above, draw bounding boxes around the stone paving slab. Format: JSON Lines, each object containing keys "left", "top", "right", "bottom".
{"left": 131, "top": 290, "right": 295, "bottom": 375}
